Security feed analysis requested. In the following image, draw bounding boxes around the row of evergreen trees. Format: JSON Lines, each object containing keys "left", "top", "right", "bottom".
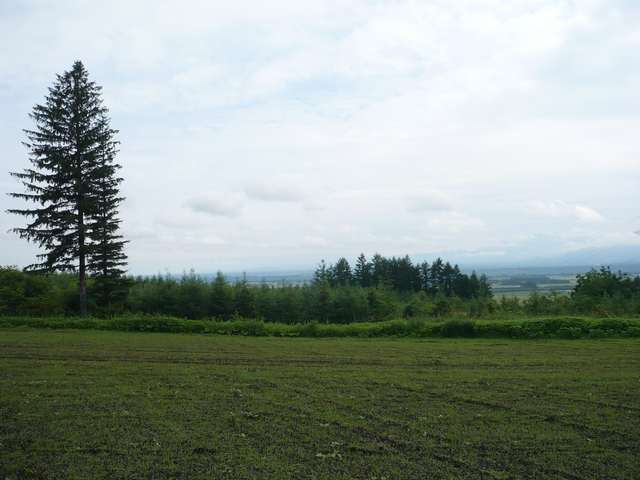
{"left": 3, "top": 262, "right": 639, "bottom": 320}
{"left": 127, "top": 271, "right": 402, "bottom": 323}
{"left": 126, "top": 254, "right": 496, "bottom": 322}
{"left": 314, "top": 254, "right": 493, "bottom": 299}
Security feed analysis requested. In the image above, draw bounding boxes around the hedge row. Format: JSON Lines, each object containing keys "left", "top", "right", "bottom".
{"left": 1, "top": 315, "right": 640, "bottom": 339}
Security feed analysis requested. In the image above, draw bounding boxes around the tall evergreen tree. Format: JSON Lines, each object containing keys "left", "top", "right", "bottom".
{"left": 478, "top": 273, "right": 493, "bottom": 299}
{"left": 234, "top": 274, "right": 257, "bottom": 318}
{"left": 353, "top": 253, "right": 372, "bottom": 287}
{"left": 209, "top": 271, "right": 235, "bottom": 319}
{"left": 393, "top": 255, "right": 421, "bottom": 292}
{"left": 313, "top": 260, "right": 330, "bottom": 284}
{"left": 370, "top": 252, "right": 390, "bottom": 286}
{"left": 429, "top": 257, "right": 445, "bottom": 295}
{"left": 441, "top": 262, "right": 455, "bottom": 296}
{"left": 332, "top": 257, "right": 352, "bottom": 286}
{"left": 7, "top": 61, "right": 126, "bottom": 316}
{"left": 87, "top": 153, "right": 128, "bottom": 307}
{"left": 419, "top": 261, "right": 432, "bottom": 294}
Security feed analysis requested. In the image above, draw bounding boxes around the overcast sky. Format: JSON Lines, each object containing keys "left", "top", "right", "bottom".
{"left": 2, "top": 0, "right": 640, "bottom": 275}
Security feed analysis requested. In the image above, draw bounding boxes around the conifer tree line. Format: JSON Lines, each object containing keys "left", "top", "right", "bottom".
{"left": 314, "top": 253, "right": 493, "bottom": 300}
{"left": 121, "top": 254, "right": 496, "bottom": 322}
{"left": 3, "top": 262, "right": 639, "bottom": 320}
{"left": 0, "top": 263, "right": 492, "bottom": 321}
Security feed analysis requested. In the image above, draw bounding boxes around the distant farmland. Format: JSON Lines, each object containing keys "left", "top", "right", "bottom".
{"left": 489, "top": 275, "right": 576, "bottom": 297}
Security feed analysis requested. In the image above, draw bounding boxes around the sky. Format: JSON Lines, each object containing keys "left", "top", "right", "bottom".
{"left": 1, "top": 0, "right": 640, "bottom": 275}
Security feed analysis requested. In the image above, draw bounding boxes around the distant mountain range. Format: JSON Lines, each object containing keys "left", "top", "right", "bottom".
{"left": 431, "top": 244, "right": 640, "bottom": 276}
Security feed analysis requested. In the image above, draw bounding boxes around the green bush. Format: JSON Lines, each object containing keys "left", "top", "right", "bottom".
{"left": 298, "top": 320, "right": 319, "bottom": 337}
{"left": 475, "top": 320, "right": 523, "bottom": 338}
{"left": 468, "top": 298, "right": 499, "bottom": 318}
{"left": 596, "top": 318, "right": 631, "bottom": 334}
{"left": 405, "top": 317, "right": 441, "bottom": 337}
{"left": 556, "top": 326, "right": 583, "bottom": 339}
{"left": 588, "top": 329, "right": 608, "bottom": 339}
{"left": 2, "top": 315, "right": 640, "bottom": 340}
{"left": 625, "top": 326, "right": 640, "bottom": 337}
{"left": 499, "top": 295, "right": 521, "bottom": 313}
{"left": 520, "top": 317, "right": 589, "bottom": 338}
{"left": 441, "top": 319, "right": 476, "bottom": 338}
{"left": 378, "top": 319, "right": 409, "bottom": 337}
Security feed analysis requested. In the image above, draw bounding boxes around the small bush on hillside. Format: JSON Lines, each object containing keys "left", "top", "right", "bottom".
{"left": 625, "top": 326, "right": 640, "bottom": 337}
{"left": 588, "top": 329, "right": 608, "bottom": 339}
{"left": 441, "top": 319, "right": 476, "bottom": 338}
{"left": 556, "top": 326, "right": 582, "bottom": 339}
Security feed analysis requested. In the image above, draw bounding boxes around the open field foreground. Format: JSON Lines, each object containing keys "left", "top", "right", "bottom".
{"left": 1, "top": 331, "right": 639, "bottom": 479}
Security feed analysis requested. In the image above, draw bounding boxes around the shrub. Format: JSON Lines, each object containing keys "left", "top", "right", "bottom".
{"left": 475, "top": 320, "right": 524, "bottom": 338}
{"left": 469, "top": 297, "right": 500, "bottom": 318}
{"left": 596, "top": 318, "right": 631, "bottom": 334}
{"left": 625, "top": 327, "right": 640, "bottom": 337}
{"left": 405, "top": 317, "right": 440, "bottom": 337}
{"left": 441, "top": 319, "right": 476, "bottom": 338}
{"left": 378, "top": 319, "right": 409, "bottom": 337}
{"left": 298, "top": 320, "right": 319, "bottom": 337}
{"left": 238, "top": 319, "right": 268, "bottom": 336}
{"left": 588, "top": 329, "right": 608, "bottom": 339}
{"left": 499, "top": 295, "right": 521, "bottom": 313}
{"left": 3, "top": 314, "right": 639, "bottom": 340}
{"left": 556, "top": 326, "right": 582, "bottom": 339}
{"left": 521, "top": 317, "right": 589, "bottom": 337}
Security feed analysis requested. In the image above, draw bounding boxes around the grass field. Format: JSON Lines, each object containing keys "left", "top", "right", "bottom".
{"left": 1, "top": 330, "right": 639, "bottom": 479}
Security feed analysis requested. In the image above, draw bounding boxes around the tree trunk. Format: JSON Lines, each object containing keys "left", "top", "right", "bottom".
{"left": 78, "top": 207, "right": 87, "bottom": 318}
{"left": 79, "top": 265, "right": 87, "bottom": 318}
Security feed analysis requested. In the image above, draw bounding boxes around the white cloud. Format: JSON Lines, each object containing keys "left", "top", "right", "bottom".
{"left": 404, "top": 189, "right": 453, "bottom": 213}
{"left": 529, "top": 201, "right": 605, "bottom": 223}
{"left": 339, "top": 224, "right": 364, "bottom": 235}
{"left": 185, "top": 191, "right": 244, "bottom": 217}
{"left": 302, "top": 236, "right": 329, "bottom": 247}
{"left": 462, "top": 250, "right": 507, "bottom": 257}
{"left": 154, "top": 216, "right": 203, "bottom": 229}
{"left": 126, "top": 226, "right": 158, "bottom": 240}
{"left": 574, "top": 205, "right": 606, "bottom": 223}
{"left": 425, "top": 212, "right": 485, "bottom": 234}
{"left": 244, "top": 178, "right": 304, "bottom": 202}
{"left": 184, "top": 235, "right": 226, "bottom": 247}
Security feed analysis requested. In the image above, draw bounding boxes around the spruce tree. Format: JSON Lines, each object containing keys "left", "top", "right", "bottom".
{"left": 332, "top": 257, "right": 352, "bottom": 286}
{"left": 86, "top": 161, "right": 128, "bottom": 308}
{"left": 353, "top": 253, "right": 371, "bottom": 287}
{"left": 7, "top": 61, "right": 127, "bottom": 317}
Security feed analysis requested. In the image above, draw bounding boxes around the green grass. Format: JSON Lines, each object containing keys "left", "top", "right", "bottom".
{"left": 1, "top": 330, "right": 639, "bottom": 479}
